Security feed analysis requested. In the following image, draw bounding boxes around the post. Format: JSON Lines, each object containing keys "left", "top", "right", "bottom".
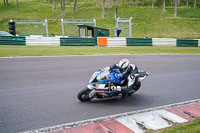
{"left": 93, "top": 19, "right": 96, "bottom": 27}
{"left": 116, "top": 17, "right": 119, "bottom": 29}
{"left": 129, "top": 17, "right": 133, "bottom": 38}
{"left": 45, "top": 19, "right": 49, "bottom": 37}
{"left": 61, "top": 18, "right": 65, "bottom": 37}
{"left": 115, "top": 17, "right": 119, "bottom": 37}
{"left": 174, "top": 0, "right": 177, "bottom": 17}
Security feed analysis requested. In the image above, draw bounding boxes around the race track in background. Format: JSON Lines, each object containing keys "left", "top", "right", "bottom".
{"left": 0, "top": 54, "right": 200, "bottom": 133}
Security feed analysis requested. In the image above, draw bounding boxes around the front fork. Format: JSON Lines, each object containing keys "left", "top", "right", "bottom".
{"left": 87, "top": 84, "right": 96, "bottom": 98}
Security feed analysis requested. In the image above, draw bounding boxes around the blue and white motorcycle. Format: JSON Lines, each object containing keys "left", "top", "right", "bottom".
{"left": 78, "top": 69, "right": 148, "bottom": 102}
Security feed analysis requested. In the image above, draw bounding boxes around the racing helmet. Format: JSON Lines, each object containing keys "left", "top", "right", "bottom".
{"left": 118, "top": 59, "right": 131, "bottom": 73}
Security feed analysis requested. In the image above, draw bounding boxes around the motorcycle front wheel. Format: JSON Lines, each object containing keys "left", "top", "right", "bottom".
{"left": 78, "top": 88, "right": 92, "bottom": 102}
{"left": 133, "top": 81, "right": 141, "bottom": 92}
{"left": 128, "top": 81, "right": 141, "bottom": 96}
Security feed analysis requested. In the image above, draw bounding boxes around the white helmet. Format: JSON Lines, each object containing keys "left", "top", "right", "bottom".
{"left": 118, "top": 59, "right": 130, "bottom": 73}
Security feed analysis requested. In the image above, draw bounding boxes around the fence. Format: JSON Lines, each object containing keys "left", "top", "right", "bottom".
{"left": 116, "top": 17, "right": 133, "bottom": 38}
{"left": 0, "top": 36, "right": 26, "bottom": 45}
{"left": 60, "top": 37, "right": 96, "bottom": 46}
{"left": 177, "top": 39, "right": 198, "bottom": 47}
{"left": 61, "top": 19, "right": 96, "bottom": 37}
{"left": 14, "top": 19, "right": 48, "bottom": 36}
{"left": 26, "top": 35, "right": 60, "bottom": 46}
{"left": 127, "top": 38, "right": 152, "bottom": 46}
{"left": 0, "top": 36, "right": 200, "bottom": 47}
{"left": 152, "top": 38, "right": 176, "bottom": 46}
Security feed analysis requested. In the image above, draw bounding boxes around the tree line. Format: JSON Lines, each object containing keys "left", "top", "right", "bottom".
{"left": 3, "top": 0, "right": 199, "bottom": 17}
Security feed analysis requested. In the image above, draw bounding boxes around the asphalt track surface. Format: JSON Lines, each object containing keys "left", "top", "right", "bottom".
{"left": 0, "top": 54, "right": 200, "bottom": 133}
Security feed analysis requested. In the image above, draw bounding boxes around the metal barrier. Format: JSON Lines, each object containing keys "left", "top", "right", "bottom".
{"left": 0, "top": 36, "right": 26, "bottom": 45}
{"left": 115, "top": 17, "right": 133, "bottom": 38}
{"left": 14, "top": 19, "right": 48, "bottom": 37}
{"left": 60, "top": 37, "right": 96, "bottom": 46}
{"left": 61, "top": 19, "right": 96, "bottom": 37}
{"left": 26, "top": 35, "right": 60, "bottom": 46}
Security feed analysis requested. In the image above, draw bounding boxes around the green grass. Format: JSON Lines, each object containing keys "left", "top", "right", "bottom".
{"left": 148, "top": 119, "right": 200, "bottom": 133}
{"left": 0, "top": 0, "right": 200, "bottom": 38}
{"left": 0, "top": 45, "right": 199, "bottom": 57}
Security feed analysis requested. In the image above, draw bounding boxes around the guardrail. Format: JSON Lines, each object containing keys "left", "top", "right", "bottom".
{"left": 26, "top": 35, "right": 60, "bottom": 46}
{"left": 60, "top": 37, "right": 96, "bottom": 46}
{"left": 127, "top": 38, "right": 152, "bottom": 46}
{"left": 0, "top": 36, "right": 25, "bottom": 45}
{"left": 0, "top": 36, "right": 199, "bottom": 47}
{"left": 177, "top": 39, "right": 198, "bottom": 47}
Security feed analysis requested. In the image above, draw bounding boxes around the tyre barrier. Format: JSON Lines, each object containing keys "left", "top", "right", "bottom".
{"left": 0, "top": 36, "right": 199, "bottom": 47}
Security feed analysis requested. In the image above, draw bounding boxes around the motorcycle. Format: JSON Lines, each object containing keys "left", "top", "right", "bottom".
{"left": 78, "top": 69, "right": 148, "bottom": 102}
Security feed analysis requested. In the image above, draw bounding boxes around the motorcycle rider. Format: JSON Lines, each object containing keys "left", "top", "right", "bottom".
{"left": 99, "top": 59, "right": 139, "bottom": 95}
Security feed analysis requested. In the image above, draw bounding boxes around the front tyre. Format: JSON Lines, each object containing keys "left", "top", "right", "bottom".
{"left": 128, "top": 81, "right": 141, "bottom": 96}
{"left": 78, "top": 88, "right": 92, "bottom": 102}
{"left": 133, "top": 81, "right": 141, "bottom": 92}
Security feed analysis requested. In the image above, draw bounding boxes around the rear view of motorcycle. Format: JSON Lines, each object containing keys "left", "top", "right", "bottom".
{"left": 78, "top": 69, "right": 148, "bottom": 102}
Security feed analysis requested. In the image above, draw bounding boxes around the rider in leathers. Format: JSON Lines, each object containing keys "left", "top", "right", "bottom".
{"left": 100, "top": 59, "right": 139, "bottom": 95}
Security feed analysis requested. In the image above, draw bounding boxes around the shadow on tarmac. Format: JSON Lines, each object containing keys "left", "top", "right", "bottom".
{"left": 78, "top": 93, "right": 154, "bottom": 107}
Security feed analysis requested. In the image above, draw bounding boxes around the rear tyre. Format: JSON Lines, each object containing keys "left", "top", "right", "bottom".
{"left": 78, "top": 88, "right": 92, "bottom": 102}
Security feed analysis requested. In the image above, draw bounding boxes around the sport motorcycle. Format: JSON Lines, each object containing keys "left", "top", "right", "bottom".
{"left": 78, "top": 69, "right": 148, "bottom": 102}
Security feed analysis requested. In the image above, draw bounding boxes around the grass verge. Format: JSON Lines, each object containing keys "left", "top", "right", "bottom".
{"left": 147, "top": 119, "right": 200, "bottom": 133}
{"left": 0, "top": 45, "right": 200, "bottom": 57}
{"left": 0, "top": 0, "right": 200, "bottom": 38}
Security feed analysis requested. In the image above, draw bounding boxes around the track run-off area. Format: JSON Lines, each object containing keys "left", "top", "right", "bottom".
{"left": 0, "top": 54, "right": 200, "bottom": 133}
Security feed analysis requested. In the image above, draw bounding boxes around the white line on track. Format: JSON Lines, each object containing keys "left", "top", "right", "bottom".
{"left": 1, "top": 54, "right": 200, "bottom": 59}
{"left": 21, "top": 98, "right": 200, "bottom": 133}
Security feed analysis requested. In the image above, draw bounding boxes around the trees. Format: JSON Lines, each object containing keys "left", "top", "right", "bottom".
{"left": 114, "top": 0, "right": 118, "bottom": 19}
{"left": 102, "top": 0, "right": 105, "bottom": 17}
{"left": 174, "top": 0, "right": 178, "bottom": 17}
{"left": 60, "top": 0, "right": 66, "bottom": 16}
{"left": 16, "top": 0, "right": 19, "bottom": 14}
{"left": 152, "top": 0, "right": 155, "bottom": 9}
{"left": 52, "top": 0, "right": 57, "bottom": 12}
{"left": 194, "top": 0, "right": 197, "bottom": 8}
{"left": 186, "top": 0, "right": 189, "bottom": 7}
{"left": 3, "top": 0, "right": 19, "bottom": 13}
{"left": 4, "top": 0, "right": 10, "bottom": 7}
{"left": 108, "top": 0, "right": 112, "bottom": 8}
{"left": 163, "top": 0, "right": 166, "bottom": 12}
{"left": 74, "top": 0, "right": 77, "bottom": 12}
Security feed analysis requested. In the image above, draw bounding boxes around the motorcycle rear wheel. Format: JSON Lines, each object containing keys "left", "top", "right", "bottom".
{"left": 78, "top": 88, "right": 92, "bottom": 102}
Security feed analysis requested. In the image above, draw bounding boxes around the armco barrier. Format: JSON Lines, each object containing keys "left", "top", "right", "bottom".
{"left": 0, "top": 36, "right": 26, "bottom": 45}
{"left": 26, "top": 36, "right": 60, "bottom": 46}
{"left": 152, "top": 38, "right": 176, "bottom": 46}
{"left": 127, "top": 38, "right": 152, "bottom": 46}
{"left": 60, "top": 37, "right": 96, "bottom": 46}
{"left": 107, "top": 37, "right": 126, "bottom": 47}
{"left": 0, "top": 36, "right": 199, "bottom": 47}
{"left": 177, "top": 39, "right": 198, "bottom": 47}
{"left": 197, "top": 39, "right": 200, "bottom": 47}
